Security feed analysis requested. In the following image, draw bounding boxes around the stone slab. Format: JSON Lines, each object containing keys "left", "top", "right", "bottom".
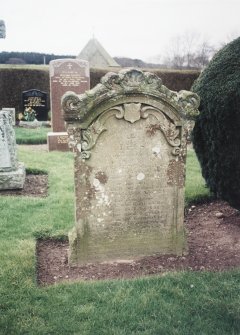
{"left": 0, "top": 162, "right": 26, "bottom": 190}
{"left": 47, "top": 132, "right": 69, "bottom": 151}
{"left": 22, "top": 89, "right": 48, "bottom": 121}
{"left": 69, "top": 115, "right": 186, "bottom": 264}
{"left": 0, "top": 110, "right": 18, "bottom": 172}
{"left": 0, "top": 110, "right": 26, "bottom": 190}
{"left": 49, "top": 59, "right": 90, "bottom": 133}
{"left": 62, "top": 69, "right": 200, "bottom": 265}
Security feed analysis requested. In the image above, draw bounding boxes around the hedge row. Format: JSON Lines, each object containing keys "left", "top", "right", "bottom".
{"left": 90, "top": 68, "right": 200, "bottom": 92}
{"left": 0, "top": 66, "right": 200, "bottom": 112}
{"left": 0, "top": 66, "right": 50, "bottom": 112}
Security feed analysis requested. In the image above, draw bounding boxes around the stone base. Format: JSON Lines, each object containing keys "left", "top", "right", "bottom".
{"left": 19, "top": 120, "right": 51, "bottom": 128}
{"left": 68, "top": 225, "right": 187, "bottom": 266}
{"left": 47, "top": 132, "right": 69, "bottom": 151}
{"left": 0, "top": 162, "right": 26, "bottom": 190}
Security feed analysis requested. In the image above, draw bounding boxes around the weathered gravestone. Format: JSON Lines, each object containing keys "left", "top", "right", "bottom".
{"left": 22, "top": 89, "right": 48, "bottom": 121}
{"left": 0, "top": 110, "right": 25, "bottom": 190}
{"left": 1, "top": 108, "right": 15, "bottom": 125}
{"left": 48, "top": 59, "right": 90, "bottom": 151}
{"left": 62, "top": 69, "right": 200, "bottom": 265}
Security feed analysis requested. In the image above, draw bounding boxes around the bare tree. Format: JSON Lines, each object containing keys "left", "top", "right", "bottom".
{"left": 193, "top": 42, "right": 215, "bottom": 68}
{"left": 164, "top": 35, "right": 185, "bottom": 69}
{"left": 163, "top": 32, "right": 215, "bottom": 69}
{"left": 182, "top": 31, "right": 200, "bottom": 68}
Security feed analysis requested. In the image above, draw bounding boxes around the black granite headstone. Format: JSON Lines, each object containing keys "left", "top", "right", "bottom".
{"left": 22, "top": 89, "right": 48, "bottom": 121}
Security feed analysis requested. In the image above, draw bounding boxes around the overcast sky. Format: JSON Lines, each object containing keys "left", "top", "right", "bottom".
{"left": 1, "top": 0, "right": 240, "bottom": 62}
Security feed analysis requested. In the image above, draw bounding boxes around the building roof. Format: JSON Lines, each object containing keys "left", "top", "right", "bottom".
{"left": 77, "top": 38, "right": 120, "bottom": 68}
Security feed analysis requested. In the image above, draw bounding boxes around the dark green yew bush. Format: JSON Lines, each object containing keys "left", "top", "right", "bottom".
{"left": 192, "top": 37, "right": 240, "bottom": 209}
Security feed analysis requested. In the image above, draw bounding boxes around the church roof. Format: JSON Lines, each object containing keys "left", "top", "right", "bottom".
{"left": 77, "top": 38, "right": 120, "bottom": 68}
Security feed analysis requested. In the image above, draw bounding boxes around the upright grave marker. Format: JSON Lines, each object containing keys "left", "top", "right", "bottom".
{"left": 0, "top": 110, "right": 25, "bottom": 190}
{"left": 22, "top": 89, "right": 48, "bottom": 121}
{"left": 62, "top": 69, "right": 200, "bottom": 265}
{"left": 48, "top": 59, "right": 90, "bottom": 151}
{"left": 1, "top": 108, "right": 16, "bottom": 125}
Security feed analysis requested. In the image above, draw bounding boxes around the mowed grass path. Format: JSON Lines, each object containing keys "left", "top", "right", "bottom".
{"left": 0, "top": 146, "right": 239, "bottom": 335}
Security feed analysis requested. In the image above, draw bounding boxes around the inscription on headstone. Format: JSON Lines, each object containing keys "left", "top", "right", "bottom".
{"left": 0, "top": 111, "right": 25, "bottom": 189}
{"left": 50, "top": 59, "right": 90, "bottom": 132}
{"left": 0, "top": 129, "right": 11, "bottom": 169}
{"left": 62, "top": 69, "right": 200, "bottom": 265}
{"left": 22, "top": 89, "right": 48, "bottom": 121}
{"left": 48, "top": 59, "right": 90, "bottom": 151}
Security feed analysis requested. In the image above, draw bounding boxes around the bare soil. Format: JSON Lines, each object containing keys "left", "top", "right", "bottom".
{"left": 0, "top": 174, "right": 48, "bottom": 197}
{"left": 36, "top": 200, "right": 240, "bottom": 286}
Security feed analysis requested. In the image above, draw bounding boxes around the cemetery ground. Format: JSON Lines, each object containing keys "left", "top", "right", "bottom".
{"left": 0, "top": 143, "right": 239, "bottom": 334}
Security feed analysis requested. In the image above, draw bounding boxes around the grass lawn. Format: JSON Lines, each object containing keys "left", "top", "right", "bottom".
{"left": 15, "top": 126, "right": 49, "bottom": 144}
{"left": 0, "top": 146, "right": 239, "bottom": 335}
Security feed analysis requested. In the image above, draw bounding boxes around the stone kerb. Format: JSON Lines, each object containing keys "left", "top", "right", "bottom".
{"left": 0, "top": 110, "right": 25, "bottom": 190}
{"left": 62, "top": 68, "right": 200, "bottom": 265}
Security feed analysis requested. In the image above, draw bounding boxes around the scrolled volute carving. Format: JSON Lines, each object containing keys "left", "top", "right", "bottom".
{"left": 176, "top": 90, "right": 200, "bottom": 119}
{"left": 61, "top": 92, "right": 85, "bottom": 121}
{"left": 78, "top": 103, "right": 183, "bottom": 160}
{"left": 80, "top": 117, "right": 109, "bottom": 159}
{"left": 141, "top": 106, "right": 181, "bottom": 147}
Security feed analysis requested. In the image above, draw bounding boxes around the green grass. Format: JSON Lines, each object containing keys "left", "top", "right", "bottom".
{"left": 185, "top": 148, "right": 211, "bottom": 206}
{"left": 0, "top": 146, "right": 239, "bottom": 335}
{"left": 15, "top": 126, "right": 49, "bottom": 144}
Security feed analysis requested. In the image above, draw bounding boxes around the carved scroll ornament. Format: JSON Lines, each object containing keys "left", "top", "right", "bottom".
{"left": 77, "top": 103, "right": 181, "bottom": 159}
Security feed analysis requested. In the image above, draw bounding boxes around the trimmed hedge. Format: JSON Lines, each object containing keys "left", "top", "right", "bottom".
{"left": 90, "top": 68, "right": 200, "bottom": 92}
{"left": 192, "top": 37, "right": 240, "bottom": 209}
{"left": 0, "top": 66, "right": 49, "bottom": 112}
{"left": 0, "top": 65, "right": 200, "bottom": 114}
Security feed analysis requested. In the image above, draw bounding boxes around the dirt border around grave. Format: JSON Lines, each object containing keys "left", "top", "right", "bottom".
{"left": 0, "top": 174, "right": 48, "bottom": 197}
{"left": 36, "top": 200, "right": 240, "bottom": 286}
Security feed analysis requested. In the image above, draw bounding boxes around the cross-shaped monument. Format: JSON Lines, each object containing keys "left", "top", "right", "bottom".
{"left": 0, "top": 20, "right": 6, "bottom": 38}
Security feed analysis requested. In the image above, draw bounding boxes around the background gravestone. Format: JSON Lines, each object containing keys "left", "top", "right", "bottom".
{"left": 22, "top": 89, "right": 48, "bottom": 121}
{"left": 0, "top": 110, "right": 25, "bottom": 189}
{"left": 1, "top": 108, "right": 15, "bottom": 125}
{"left": 48, "top": 59, "right": 90, "bottom": 151}
{"left": 62, "top": 69, "right": 200, "bottom": 265}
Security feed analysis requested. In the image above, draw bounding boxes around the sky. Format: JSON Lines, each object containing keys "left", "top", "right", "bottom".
{"left": 1, "top": 0, "right": 240, "bottom": 62}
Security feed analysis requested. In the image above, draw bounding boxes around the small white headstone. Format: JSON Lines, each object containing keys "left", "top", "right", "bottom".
{"left": 2, "top": 108, "right": 16, "bottom": 125}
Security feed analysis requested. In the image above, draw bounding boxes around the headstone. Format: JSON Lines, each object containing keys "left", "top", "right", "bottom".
{"left": 1, "top": 108, "right": 16, "bottom": 125}
{"left": 48, "top": 59, "right": 90, "bottom": 151}
{"left": 0, "top": 110, "right": 25, "bottom": 190}
{"left": 62, "top": 69, "right": 200, "bottom": 265}
{"left": 22, "top": 89, "right": 48, "bottom": 121}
